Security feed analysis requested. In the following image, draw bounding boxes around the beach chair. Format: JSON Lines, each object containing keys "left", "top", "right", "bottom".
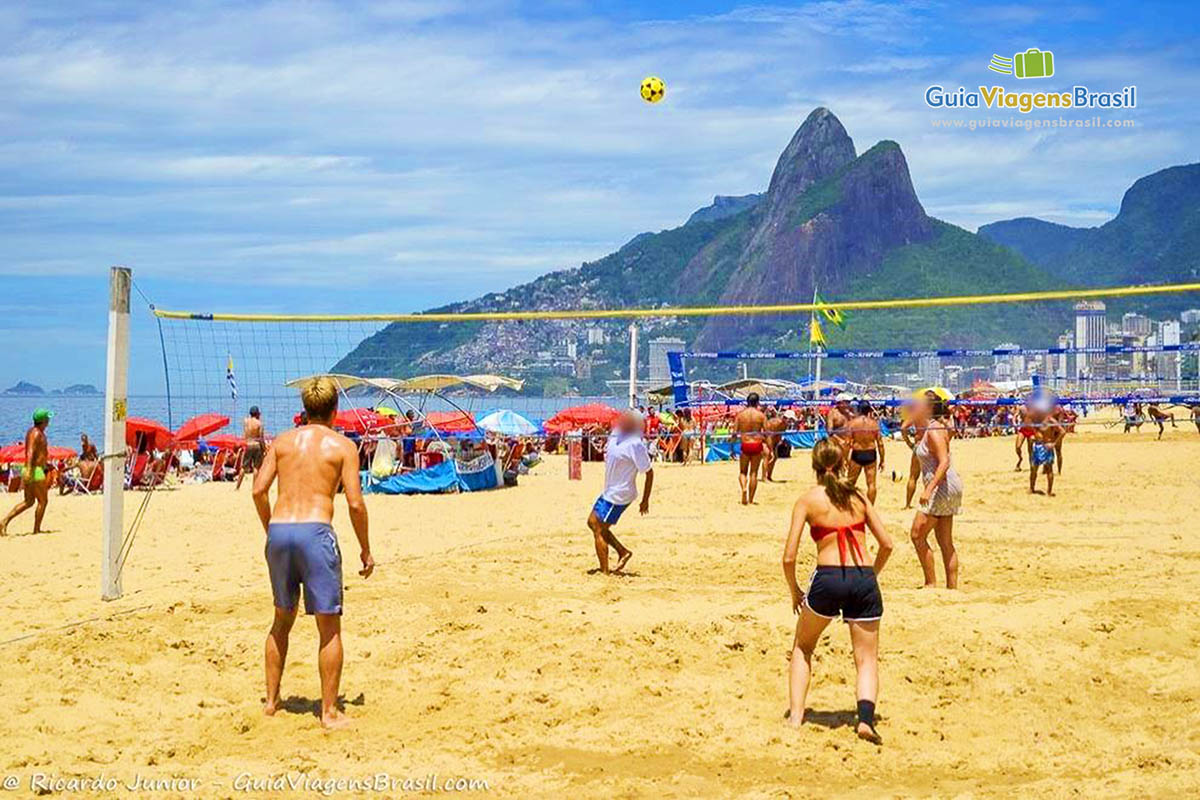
{"left": 126, "top": 453, "right": 149, "bottom": 489}
{"left": 64, "top": 466, "right": 103, "bottom": 495}
{"left": 210, "top": 449, "right": 229, "bottom": 481}
{"left": 503, "top": 441, "right": 525, "bottom": 473}
{"left": 140, "top": 456, "right": 168, "bottom": 489}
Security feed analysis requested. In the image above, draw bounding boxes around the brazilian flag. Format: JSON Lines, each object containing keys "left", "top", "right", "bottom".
{"left": 809, "top": 318, "right": 827, "bottom": 348}
{"left": 815, "top": 294, "right": 847, "bottom": 329}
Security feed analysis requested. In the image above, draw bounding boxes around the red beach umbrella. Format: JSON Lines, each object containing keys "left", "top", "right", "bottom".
{"left": 424, "top": 410, "right": 476, "bottom": 434}
{"left": 333, "top": 408, "right": 390, "bottom": 434}
{"left": 544, "top": 403, "right": 621, "bottom": 433}
{"left": 204, "top": 434, "right": 246, "bottom": 450}
{"left": 175, "top": 413, "right": 230, "bottom": 443}
{"left": 125, "top": 417, "right": 174, "bottom": 451}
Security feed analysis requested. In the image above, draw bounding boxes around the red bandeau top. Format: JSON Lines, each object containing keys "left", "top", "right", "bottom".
{"left": 809, "top": 520, "right": 867, "bottom": 565}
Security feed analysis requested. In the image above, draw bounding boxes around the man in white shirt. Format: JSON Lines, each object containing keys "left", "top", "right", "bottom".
{"left": 587, "top": 410, "right": 654, "bottom": 574}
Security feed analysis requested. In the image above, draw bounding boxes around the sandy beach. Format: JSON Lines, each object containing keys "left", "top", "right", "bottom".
{"left": 2, "top": 417, "right": 1199, "bottom": 798}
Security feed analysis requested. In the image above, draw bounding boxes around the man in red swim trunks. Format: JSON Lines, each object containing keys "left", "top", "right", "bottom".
{"left": 1014, "top": 402, "right": 1040, "bottom": 471}
{"left": 734, "top": 392, "right": 767, "bottom": 505}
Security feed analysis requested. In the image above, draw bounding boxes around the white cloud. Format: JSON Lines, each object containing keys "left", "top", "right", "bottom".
{"left": 0, "top": 0, "right": 1196, "bottom": 291}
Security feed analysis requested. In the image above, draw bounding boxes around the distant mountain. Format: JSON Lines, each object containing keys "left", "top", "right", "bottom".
{"left": 52, "top": 384, "right": 102, "bottom": 396}
{"left": 3, "top": 381, "right": 101, "bottom": 396}
{"left": 336, "top": 108, "right": 1080, "bottom": 392}
{"left": 4, "top": 381, "right": 45, "bottom": 395}
{"left": 979, "top": 163, "right": 1200, "bottom": 286}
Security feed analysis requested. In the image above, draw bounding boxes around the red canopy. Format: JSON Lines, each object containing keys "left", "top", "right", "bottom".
{"left": 424, "top": 410, "right": 476, "bottom": 434}
{"left": 333, "top": 408, "right": 391, "bottom": 434}
{"left": 204, "top": 434, "right": 246, "bottom": 450}
{"left": 175, "top": 413, "right": 229, "bottom": 443}
{"left": 688, "top": 403, "right": 734, "bottom": 423}
{"left": 0, "top": 443, "right": 78, "bottom": 463}
{"left": 544, "top": 404, "right": 621, "bottom": 433}
{"left": 125, "top": 417, "right": 174, "bottom": 451}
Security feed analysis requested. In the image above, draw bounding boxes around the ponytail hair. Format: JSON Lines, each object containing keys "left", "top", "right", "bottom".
{"left": 811, "top": 438, "right": 863, "bottom": 511}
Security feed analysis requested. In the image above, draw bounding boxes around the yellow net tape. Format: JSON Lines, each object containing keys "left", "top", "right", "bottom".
{"left": 153, "top": 281, "right": 1200, "bottom": 323}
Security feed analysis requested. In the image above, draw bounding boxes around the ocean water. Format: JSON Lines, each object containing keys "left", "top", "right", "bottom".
{"left": 0, "top": 394, "right": 624, "bottom": 451}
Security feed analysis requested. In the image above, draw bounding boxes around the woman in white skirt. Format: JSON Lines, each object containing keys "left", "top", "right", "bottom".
{"left": 909, "top": 390, "right": 963, "bottom": 588}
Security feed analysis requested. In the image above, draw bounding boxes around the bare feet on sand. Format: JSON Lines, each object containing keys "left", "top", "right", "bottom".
{"left": 321, "top": 710, "right": 354, "bottom": 731}
{"left": 614, "top": 551, "right": 633, "bottom": 573}
{"left": 783, "top": 709, "right": 803, "bottom": 729}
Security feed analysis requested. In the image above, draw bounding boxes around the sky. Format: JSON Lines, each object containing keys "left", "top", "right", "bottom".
{"left": 2, "top": 0, "right": 1199, "bottom": 391}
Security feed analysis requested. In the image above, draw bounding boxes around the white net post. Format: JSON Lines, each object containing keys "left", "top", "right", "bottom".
{"left": 627, "top": 323, "right": 638, "bottom": 408}
{"left": 102, "top": 266, "right": 131, "bottom": 601}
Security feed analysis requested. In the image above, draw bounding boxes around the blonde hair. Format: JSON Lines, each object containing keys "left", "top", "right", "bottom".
{"left": 811, "top": 438, "right": 863, "bottom": 511}
{"left": 301, "top": 376, "right": 339, "bottom": 422}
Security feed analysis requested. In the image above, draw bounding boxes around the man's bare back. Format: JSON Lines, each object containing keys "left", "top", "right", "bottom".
{"left": 846, "top": 415, "right": 879, "bottom": 451}
{"left": 261, "top": 425, "right": 358, "bottom": 525}
{"left": 244, "top": 415, "right": 264, "bottom": 443}
{"left": 826, "top": 406, "right": 851, "bottom": 439}
{"left": 735, "top": 407, "right": 767, "bottom": 442}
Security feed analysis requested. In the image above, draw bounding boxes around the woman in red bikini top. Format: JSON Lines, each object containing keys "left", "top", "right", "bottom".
{"left": 782, "top": 438, "right": 894, "bottom": 743}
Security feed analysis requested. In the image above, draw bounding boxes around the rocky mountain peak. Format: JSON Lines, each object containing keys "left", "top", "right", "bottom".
{"left": 765, "top": 107, "right": 856, "bottom": 204}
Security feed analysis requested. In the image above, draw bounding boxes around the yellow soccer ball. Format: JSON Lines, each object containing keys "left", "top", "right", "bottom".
{"left": 640, "top": 75, "right": 665, "bottom": 104}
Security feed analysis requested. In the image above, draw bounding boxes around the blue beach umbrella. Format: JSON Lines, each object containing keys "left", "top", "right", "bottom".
{"left": 477, "top": 409, "right": 540, "bottom": 436}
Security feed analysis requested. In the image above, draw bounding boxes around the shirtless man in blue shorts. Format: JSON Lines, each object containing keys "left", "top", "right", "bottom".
{"left": 252, "top": 376, "right": 374, "bottom": 729}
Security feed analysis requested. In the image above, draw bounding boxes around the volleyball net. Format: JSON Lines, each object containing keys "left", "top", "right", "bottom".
{"left": 95, "top": 273, "right": 1199, "bottom": 599}
{"left": 144, "top": 281, "right": 1200, "bottom": 439}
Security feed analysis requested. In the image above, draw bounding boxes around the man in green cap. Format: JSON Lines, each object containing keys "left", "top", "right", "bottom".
{"left": 1, "top": 408, "right": 52, "bottom": 536}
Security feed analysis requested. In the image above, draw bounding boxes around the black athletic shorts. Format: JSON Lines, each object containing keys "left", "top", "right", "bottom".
{"left": 850, "top": 449, "right": 877, "bottom": 466}
{"left": 805, "top": 566, "right": 883, "bottom": 622}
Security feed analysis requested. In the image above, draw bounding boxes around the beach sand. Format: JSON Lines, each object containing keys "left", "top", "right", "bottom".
{"left": 2, "top": 417, "right": 1199, "bottom": 798}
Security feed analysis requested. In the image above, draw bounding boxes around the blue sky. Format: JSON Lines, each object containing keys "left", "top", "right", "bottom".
{"left": 2, "top": 0, "right": 1198, "bottom": 390}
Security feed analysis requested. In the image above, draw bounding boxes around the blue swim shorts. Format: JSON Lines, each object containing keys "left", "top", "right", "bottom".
{"left": 592, "top": 496, "right": 629, "bottom": 526}
{"left": 1032, "top": 442, "right": 1054, "bottom": 466}
{"left": 265, "top": 522, "right": 343, "bottom": 615}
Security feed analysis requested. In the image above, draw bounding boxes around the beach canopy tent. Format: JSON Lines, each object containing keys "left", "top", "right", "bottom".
{"left": 284, "top": 373, "right": 524, "bottom": 437}
{"left": 477, "top": 409, "right": 540, "bottom": 436}
{"left": 126, "top": 417, "right": 174, "bottom": 451}
{"left": 712, "top": 377, "right": 805, "bottom": 399}
{"left": 390, "top": 374, "right": 525, "bottom": 394}
{"left": 647, "top": 377, "right": 805, "bottom": 405}
{"left": 0, "top": 443, "right": 78, "bottom": 463}
{"left": 795, "top": 377, "right": 849, "bottom": 396}
{"left": 544, "top": 404, "right": 621, "bottom": 433}
{"left": 283, "top": 373, "right": 524, "bottom": 395}
{"left": 175, "top": 413, "right": 229, "bottom": 444}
